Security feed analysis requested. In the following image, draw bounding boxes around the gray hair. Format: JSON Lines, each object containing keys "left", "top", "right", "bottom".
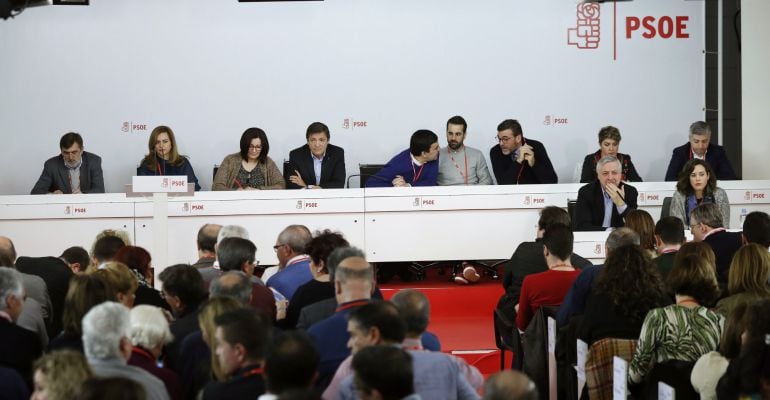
{"left": 483, "top": 370, "right": 538, "bottom": 400}
{"left": 0, "top": 267, "right": 23, "bottom": 312}
{"left": 391, "top": 289, "right": 430, "bottom": 335}
{"left": 129, "top": 305, "right": 173, "bottom": 349}
{"left": 595, "top": 155, "right": 621, "bottom": 175}
{"left": 690, "top": 203, "right": 724, "bottom": 229}
{"left": 689, "top": 121, "right": 711, "bottom": 138}
{"left": 217, "top": 225, "right": 249, "bottom": 244}
{"left": 82, "top": 301, "right": 131, "bottom": 360}
{"left": 335, "top": 258, "right": 373, "bottom": 286}
{"left": 209, "top": 271, "right": 252, "bottom": 305}
{"left": 327, "top": 246, "right": 366, "bottom": 281}
{"left": 605, "top": 227, "right": 640, "bottom": 253}
{"left": 277, "top": 225, "right": 312, "bottom": 253}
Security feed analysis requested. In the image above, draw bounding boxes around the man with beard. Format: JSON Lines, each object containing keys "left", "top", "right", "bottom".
{"left": 31, "top": 132, "right": 105, "bottom": 194}
{"left": 437, "top": 115, "right": 492, "bottom": 186}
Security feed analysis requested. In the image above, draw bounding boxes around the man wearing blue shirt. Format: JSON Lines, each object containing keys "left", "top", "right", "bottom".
{"left": 366, "top": 130, "right": 440, "bottom": 187}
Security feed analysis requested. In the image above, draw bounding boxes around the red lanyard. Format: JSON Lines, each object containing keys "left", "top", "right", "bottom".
{"left": 156, "top": 161, "right": 164, "bottom": 175}
{"left": 336, "top": 299, "right": 369, "bottom": 313}
{"left": 447, "top": 148, "right": 468, "bottom": 184}
{"left": 516, "top": 160, "right": 526, "bottom": 184}
{"left": 240, "top": 366, "right": 263, "bottom": 378}
{"left": 132, "top": 347, "right": 155, "bottom": 361}
{"left": 411, "top": 162, "right": 425, "bottom": 184}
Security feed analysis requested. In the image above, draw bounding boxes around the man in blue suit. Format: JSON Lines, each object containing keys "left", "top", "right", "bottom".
{"left": 664, "top": 121, "right": 737, "bottom": 181}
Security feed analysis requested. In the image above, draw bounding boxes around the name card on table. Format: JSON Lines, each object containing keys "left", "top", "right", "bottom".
{"left": 132, "top": 176, "right": 189, "bottom": 193}
{"left": 613, "top": 356, "right": 628, "bottom": 400}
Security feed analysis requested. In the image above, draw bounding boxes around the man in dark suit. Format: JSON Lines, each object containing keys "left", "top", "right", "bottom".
{"left": 14, "top": 253, "right": 74, "bottom": 338}
{"left": 574, "top": 156, "right": 638, "bottom": 231}
{"left": 664, "top": 121, "right": 737, "bottom": 181}
{"left": 31, "top": 132, "right": 105, "bottom": 194}
{"left": 690, "top": 203, "right": 742, "bottom": 289}
{"left": 490, "top": 119, "right": 558, "bottom": 185}
{"left": 0, "top": 267, "right": 43, "bottom": 389}
{"left": 285, "top": 122, "right": 346, "bottom": 189}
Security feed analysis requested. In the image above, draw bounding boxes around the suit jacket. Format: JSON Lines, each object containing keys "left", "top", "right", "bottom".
{"left": 580, "top": 151, "right": 642, "bottom": 183}
{"left": 703, "top": 230, "right": 742, "bottom": 289}
{"left": 489, "top": 138, "right": 558, "bottom": 185}
{"left": 574, "top": 180, "right": 638, "bottom": 231}
{"left": 31, "top": 151, "right": 104, "bottom": 194}
{"left": 15, "top": 256, "right": 73, "bottom": 337}
{"left": 0, "top": 319, "right": 43, "bottom": 389}
{"left": 664, "top": 142, "right": 737, "bottom": 181}
{"left": 285, "top": 144, "right": 346, "bottom": 189}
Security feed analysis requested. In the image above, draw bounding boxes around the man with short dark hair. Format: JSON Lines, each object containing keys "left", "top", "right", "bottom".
{"left": 351, "top": 345, "right": 417, "bottom": 400}
{"left": 91, "top": 235, "right": 126, "bottom": 267}
{"left": 31, "top": 132, "right": 105, "bottom": 194}
{"left": 267, "top": 225, "right": 313, "bottom": 300}
{"left": 60, "top": 246, "right": 90, "bottom": 274}
{"left": 193, "top": 224, "right": 222, "bottom": 285}
{"left": 159, "top": 264, "right": 207, "bottom": 372}
{"left": 260, "top": 331, "right": 319, "bottom": 399}
{"left": 573, "top": 156, "right": 638, "bottom": 231}
{"left": 202, "top": 308, "right": 272, "bottom": 399}
{"left": 366, "top": 130, "right": 440, "bottom": 187}
{"left": 690, "top": 203, "right": 742, "bottom": 288}
{"left": 286, "top": 122, "right": 346, "bottom": 189}
{"left": 742, "top": 211, "right": 770, "bottom": 248}
{"left": 15, "top": 249, "right": 74, "bottom": 338}
{"left": 664, "top": 121, "right": 737, "bottom": 181}
{"left": 490, "top": 119, "right": 557, "bottom": 185}
{"left": 653, "top": 216, "right": 686, "bottom": 280}
{"left": 438, "top": 115, "right": 492, "bottom": 186}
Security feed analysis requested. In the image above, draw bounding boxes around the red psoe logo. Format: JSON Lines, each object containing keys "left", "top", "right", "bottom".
{"left": 568, "top": 4, "right": 601, "bottom": 49}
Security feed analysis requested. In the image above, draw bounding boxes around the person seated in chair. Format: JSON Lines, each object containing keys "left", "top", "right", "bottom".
{"left": 285, "top": 122, "right": 346, "bottom": 189}
{"left": 365, "top": 130, "right": 439, "bottom": 187}
{"left": 573, "top": 155, "right": 638, "bottom": 231}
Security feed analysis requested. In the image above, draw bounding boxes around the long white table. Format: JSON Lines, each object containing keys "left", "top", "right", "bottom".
{"left": 1, "top": 181, "right": 769, "bottom": 270}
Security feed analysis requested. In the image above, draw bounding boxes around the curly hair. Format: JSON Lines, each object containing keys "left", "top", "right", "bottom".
{"left": 594, "top": 244, "right": 666, "bottom": 324}
{"left": 34, "top": 350, "right": 93, "bottom": 400}
{"left": 676, "top": 159, "right": 717, "bottom": 196}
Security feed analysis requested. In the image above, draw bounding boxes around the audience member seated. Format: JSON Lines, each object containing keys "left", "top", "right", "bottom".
{"left": 516, "top": 224, "right": 581, "bottom": 331}
{"left": 653, "top": 216, "right": 686, "bottom": 281}
{"left": 210, "top": 271, "right": 253, "bottom": 306}
{"left": 76, "top": 376, "right": 147, "bottom": 400}
{"left": 716, "top": 299, "right": 770, "bottom": 399}
{"left": 628, "top": 254, "right": 724, "bottom": 386}
{"left": 498, "top": 206, "right": 592, "bottom": 324}
{"left": 490, "top": 119, "right": 557, "bottom": 185}
{"left": 716, "top": 244, "right": 770, "bottom": 316}
{"left": 82, "top": 302, "right": 170, "bottom": 400}
{"left": 217, "top": 237, "right": 276, "bottom": 320}
{"left": 556, "top": 228, "right": 640, "bottom": 327}
{"left": 573, "top": 156, "right": 638, "bottom": 231}
{"left": 670, "top": 159, "right": 730, "bottom": 227}
{"left": 89, "top": 234, "right": 126, "bottom": 270}
{"left": 60, "top": 246, "right": 91, "bottom": 274}
{"left": 691, "top": 301, "right": 748, "bottom": 400}
{"left": 32, "top": 350, "right": 93, "bottom": 400}
{"left": 136, "top": 125, "right": 200, "bottom": 191}
{"left": 0, "top": 267, "right": 42, "bottom": 389}
{"left": 664, "top": 121, "right": 737, "bottom": 181}
{"left": 437, "top": 115, "right": 493, "bottom": 186}
{"left": 577, "top": 245, "right": 669, "bottom": 345}
{"left": 212, "top": 127, "right": 285, "bottom": 190}
{"left": 285, "top": 122, "right": 346, "bottom": 189}
{"left": 114, "top": 246, "right": 169, "bottom": 311}
{"left": 0, "top": 367, "right": 28, "bottom": 400}
{"left": 690, "top": 203, "right": 742, "bottom": 290}
{"left": 95, "top": 261, "right": 138, "bottom": 308}
{"left": 49, "top": 274, "right": 116, "bottom": 352}
{"left": 366, "top": 129, "right": 440, "bottom": 187}
{"left": 260, "top": 331, "right": 320, "bottom": 400}
{"left": 742, "top": 211, "right": 770, "bottom": 249}
{"left": 15, "top": 249, "right": 74, "bottom": 338}
{"left": 351, "top": 345, "right": 417, "bottom": 400}
{"left": 482, "top": 370, "right": 538, "bottom": 400}
{"left": 128, "top": 305, "right": 182, "bottom": 400}
{"left": 267, "top": 225, "right": 314, "bottom": 301}
{"left": 192, "top": 224, "right": 222, "bottom": 286}
{"left": 580, "top": 126, "right": 642, "bottom": 183}
{"left": 624, "top": 209, "right": 657, "bottom": 259}
{"left": 31, "top": 132, "right": 105, "bottom": 195}
{"left": 158, "top": 264, "right": 207, "bottom": 373}
{"left": 201, "top": 308, "right": 271, "bottom": 400}
{"left": 335, "top": 301, "right": 478, "bottom": 400}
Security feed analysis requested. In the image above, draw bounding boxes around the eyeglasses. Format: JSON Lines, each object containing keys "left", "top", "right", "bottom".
{"left": 273, "top": 244, "right": 285, "bottom": 252}
{"left": 249, "top": 145, "right": 262, "bottom": 150}
{"left": 496, "top": 136, "right": 512, "bottom": 143}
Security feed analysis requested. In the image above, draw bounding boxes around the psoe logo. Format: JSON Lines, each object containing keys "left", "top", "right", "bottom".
{"left": 121, "top": 121, "right": 148, "bottom": 133}
{"left": 543, "top": 115, "right": 568, "bottom": 126}
{"left": 342, "top": 118, "right": 368, "bottom": 130}
{"left": 567, "top": 4, "right": 600, "bottom": 50}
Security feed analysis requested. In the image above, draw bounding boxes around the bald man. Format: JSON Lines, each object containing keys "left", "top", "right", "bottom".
{"left": 193, "top": 224, "right": 222, "bottom": 286}
{"left": 483, "top": 370, "right": 538, "bottom": 400}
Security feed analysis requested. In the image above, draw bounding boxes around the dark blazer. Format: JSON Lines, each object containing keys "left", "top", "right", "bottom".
{"left": 574, "top": 180, "right": 638, "bottom": 231}
{"left": 703, "top": 230, "right": 743, "bottom": 289}
{"left": 580, "top": 151, "right": 642, "bottom": 183}
{"left": 14, "top": 256, "right": 73, "bottom": 337}
{"left": 664, "top": 142, "right": 737, "bottom": 181}
{"left": 285, "top": 144, "right": 346, "bottom": 189}
{"left": 0, "top": 319, "right": 43, "bottom": 389}
{"left": 489, "top": 139, "right": 558, "bottom": 185}
{"left": 31, "top": 151, "right": 104, "bottom": 194}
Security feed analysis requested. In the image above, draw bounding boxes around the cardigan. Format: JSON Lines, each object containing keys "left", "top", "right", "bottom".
{"left": 212, "top": 153, "right": 285, "bottom": 190}
{"left": 669, "top": 186, "right": 730, "bottom": 226}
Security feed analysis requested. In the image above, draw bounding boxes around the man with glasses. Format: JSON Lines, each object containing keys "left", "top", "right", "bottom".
{"left": 31, "top": 132, "right": 105, "bottom": 194}
{"left": 689, "top": 203, "right": 741, "bottom": 290}
{"left": 490, "top": 119, "right": 557, "bottom": 185}
{"left": 266, "top": 225, "right": 312, "bottom": 300}
{"left": 217, "top": 237, "right": 277, "bottom": 321}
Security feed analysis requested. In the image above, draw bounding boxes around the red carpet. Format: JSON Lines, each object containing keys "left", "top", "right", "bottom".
{"left": 380, "top": 268, "right": 505, "bottom": 377}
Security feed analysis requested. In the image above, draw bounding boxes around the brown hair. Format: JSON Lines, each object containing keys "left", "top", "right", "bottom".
{"left": 143, "top": 125, "right": 185, "bottom": 168}
{"left": 598, "top": 126, "right": 621, "bottom": 143}
{"left": 624, "top": 210, "right": 656, "bottom": 252}
{"left": 198, "top": 296, "right": 243, "bottom": 381}
{"left": 62, "top": 275, "right": 116, "bottom": 336}
{"left": 727, "top": 244, "right": 770, "bottom": 296}
{"left": 668, "top": 253, "right": 720, "bottom": 305}
{"left": 94, "top": 262, "right": 138, "bottom": 297}
{"left": 676, "top": 159, "right": 717, "bottom": 196}
{"left": 34, "top": 350, "right": 93, "bottom": 400}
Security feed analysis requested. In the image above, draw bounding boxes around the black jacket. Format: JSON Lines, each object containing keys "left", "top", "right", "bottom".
{"left": 285, "top": 144, "right": 346, "bottom": 189}
{"left": 664, "top": 142, "right": 737, "bottom": 181}
{"left": 489, "top": 139, "right": 557, "bottom": 185}
{"left": 574, "top": 180, "right": 638, "bottom": 231}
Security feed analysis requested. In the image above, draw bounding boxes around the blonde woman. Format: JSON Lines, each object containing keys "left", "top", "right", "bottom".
{"left": 95, "top": 262, "right": 138, "bottom": 308}
{"left": 31, "top": 350, "right": 93, "bottom": 400}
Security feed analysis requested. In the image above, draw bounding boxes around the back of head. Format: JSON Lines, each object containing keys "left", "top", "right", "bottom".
{"left": 624, "top": 210, "right": 656, "bottom": 251}
{"left": 690, "top": 203, "right": 724, "bottom": 229}
{"left": 352, "top": 345, "right": 414, "bottom": 400}
{"left": 348, "top": 301, "right": 406, "bottom": 344}
{"left": 391, "top": 289, "right": 430, "bottom": 336}
{"left": 720, "top": 301, "right": 749, "bottom": 359}
{"left": 326, "top": 246, "right": 365, "bottom": 281}
{"left": 60, "top": 246, "right": 91, "bottom": 273}
{"left": 667, "top": 253, "right": 720, "bottom": 305}
{"left": 217, "top": 225, "right": 250, "bottom": 243}
{"left": 217, "top": 237, "right": 256, "bottom": 272}
{"left": 209, "top": 271, "right": 252, "bottom": 305}
{"left": 95, "top": 262, "right": 138, "bottom": 297}
{"left": 129, "top": 305, "right": 173, "bottom": 350}
{"left": 264, "top": 331, "right": 320, "bottom": 394}
{"left": 409, "top": 129, "right": 438, "bottom": 157}
{"left": 0, "top": 267, "right": 23, "bottom": 313}
{"left": 63, "top": 274, "right": 116, "bottom": 335}
{"left": 197, "top": 224, "right": 222, "bottom": 253}
{"left": 727, "top": 243, "right": 770, "bottom": 296}
{"left": 655, "top": 216, "right": 686, "bottom": 245}
{"left": 605, "top": 227, "right": 640, "bottom": 254}
{"left": 76, "top": 377, "right": 146, "bottom": 400}
{"left": 113, "top": 246, "right": 152, "bottom": 278}
{"left": 537, "top": 206, "right": 571, "bottom": 232}
{"left": 277, "top": 225, "right": 313, "bottom": 254}
{"left": 483, "top": 370, "right": 538, "bottom": 400}
{"left": 34, "top": 350, "right": 93, "bottom": 400}
{"left": 92, "top": 235, "right": 126, "bottom": 264}
{"left": 215, "top": 308, "right": 271, "bottom": 362}
{"left": 334, "top": 256, "right": 373, "bottom": 290}
{"left": 595, "top": 244, "right": 664, "bottom": 323}
{"left": 541, "top": 224, "right": 573, "bottom": 261}
{"left": 158, "top": 264, "right": 206, "bottom": 309}
{"left": 743, "top": 211, "right": 770, "bottom": 248}
{"left": 82, "top": 301, "right": 130, "bottom": 360}
{"left": 674, "top": 241, "right": 717, "bottom": 274}
{"left": 197, "top": 296, "right": 243, "bottom": 380}
{"left": 0, "top": 236, "right": 17, "bottom": 267}
{"left": 304, "top": 230, "right": 349, "bottom": 272}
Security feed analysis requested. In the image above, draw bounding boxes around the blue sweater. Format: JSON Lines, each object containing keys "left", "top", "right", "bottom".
{"left": 366, "top": 149, "right": 438, "bottom": 187}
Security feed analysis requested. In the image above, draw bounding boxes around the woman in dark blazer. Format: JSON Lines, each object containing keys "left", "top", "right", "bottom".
{"left": 580, "top": 126, "right": 642, "bottom": 183}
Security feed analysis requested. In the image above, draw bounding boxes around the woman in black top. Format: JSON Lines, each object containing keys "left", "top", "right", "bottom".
{"left": 580, "top": 126, "right": 642, "bottom": 183}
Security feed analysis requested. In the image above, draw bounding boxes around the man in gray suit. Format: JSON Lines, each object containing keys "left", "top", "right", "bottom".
{"left": 31, "top": 132, "right": 105, "bottom": 194}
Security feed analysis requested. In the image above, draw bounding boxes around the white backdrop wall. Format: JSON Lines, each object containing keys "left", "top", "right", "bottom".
{"left": 0, "top": 0, "right": 705, "bottom": 194}
{"left": 741, "top": 0, "right": 770, "bottom": 180}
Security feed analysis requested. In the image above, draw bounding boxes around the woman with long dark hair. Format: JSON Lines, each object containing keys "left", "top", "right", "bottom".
{"left": 212, "top": 127, "right": 285, "bottom": 190}
{"left": 669, "top": 159, "right": 730, "bottom": 226}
